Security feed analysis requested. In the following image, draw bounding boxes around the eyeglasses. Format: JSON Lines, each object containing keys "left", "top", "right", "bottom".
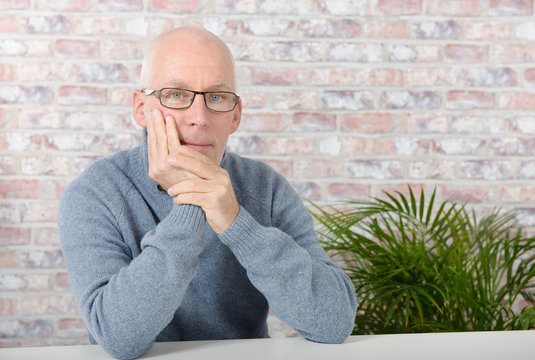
{"left": 141, "top": 88, "right": 240, "bottom": 113}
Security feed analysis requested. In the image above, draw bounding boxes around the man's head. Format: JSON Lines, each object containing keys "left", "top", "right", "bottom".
{"left": 133, "top": 27, "right": 241, "bottom": 165}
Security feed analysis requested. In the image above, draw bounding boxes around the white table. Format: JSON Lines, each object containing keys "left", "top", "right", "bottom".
{"left": 0, "top": 331, "right": 533, "bottom": 359}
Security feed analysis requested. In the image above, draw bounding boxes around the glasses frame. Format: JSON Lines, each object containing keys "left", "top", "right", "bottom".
{"left": 141, "top": 88, "right": 240, "bottom": 113}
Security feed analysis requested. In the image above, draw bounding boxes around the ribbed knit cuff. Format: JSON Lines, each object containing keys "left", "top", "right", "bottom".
{"left": 218, "top": 207, "right": 269, "bottom": 262}
{"left": 162, "top": 204, "right": 206, "bottom": 234}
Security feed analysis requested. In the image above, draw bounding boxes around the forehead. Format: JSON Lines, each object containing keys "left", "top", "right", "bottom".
{"left": 148, "top": 33, "right": 235, "bottom": 90}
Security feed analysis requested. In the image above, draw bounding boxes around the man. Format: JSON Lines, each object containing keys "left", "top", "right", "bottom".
{"left": 59, "top": 27, "right": 357, "bottom": 360}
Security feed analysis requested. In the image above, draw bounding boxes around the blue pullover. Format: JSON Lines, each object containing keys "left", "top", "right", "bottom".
{"left": 59, "top": 133, "right": 357, "bottom": 359}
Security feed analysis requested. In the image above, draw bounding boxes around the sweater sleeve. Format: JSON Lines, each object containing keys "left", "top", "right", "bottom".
{"left": 59, "top": 178, "right": 206, "bottom": 360}
{"left": 218, "top": 179, "right": 358, "bottom": 344}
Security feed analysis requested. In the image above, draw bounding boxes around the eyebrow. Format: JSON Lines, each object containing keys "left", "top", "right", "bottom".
{"left": 166, "top": 79, "right": 233, "bottom": 91}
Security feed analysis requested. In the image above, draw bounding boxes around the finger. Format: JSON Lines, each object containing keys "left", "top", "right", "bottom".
{"left": 165, "top": 115, "right": 181, "bottom": 157}
{"left": 147, "top": 109, "right": 167, "bottom": 156}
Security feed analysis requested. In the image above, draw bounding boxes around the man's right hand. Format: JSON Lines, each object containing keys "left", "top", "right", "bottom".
{"left": 146, "top": 109, "right": 198, "bottom": 192}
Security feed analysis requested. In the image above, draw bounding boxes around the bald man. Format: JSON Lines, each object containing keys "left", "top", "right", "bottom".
{"left": 59, "top": 27, "right": 357, "bottom": 360}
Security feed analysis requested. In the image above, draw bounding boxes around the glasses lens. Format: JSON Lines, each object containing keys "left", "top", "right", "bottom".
{"left": 160, "top": 88, "right": 194, "bottom": 109}
{"left": 205, "top": 92, "right": 237, "bottom": 112}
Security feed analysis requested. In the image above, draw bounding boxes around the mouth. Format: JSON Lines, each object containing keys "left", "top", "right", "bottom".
{"left": 180, "top": 142, "right": 211, "bottom": 153}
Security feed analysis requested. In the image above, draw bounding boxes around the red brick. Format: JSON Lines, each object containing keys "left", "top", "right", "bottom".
{"left": 0, "top": 15, "right": 17, "bottom": 32}
{"left": 340, "top": 137, "right": 376, "bottom": 156}
{"left": 327, "top": 183, "right": 370, "bottom": 201}
{"left": 525, "top": 68, "right": 535, "bottom": 85}
{"left": 0, "top": 251, "right": 17, "bottom": 268}
{"left": 295, "top": 158, "right": 344, "bottom": 178}
{"left": 23, "top": 202, "right": 59, "bottom": 222}
{"left": 0, "top": 85, "right": 54, "bottom": 105}
{"left": 57, "top": 318, "right": 87, "bottom": 338}
{"left": 97, "top": 0, "right": 143, "bottom": 11}
{"left": 464, "top": 22, "right": 511, "bottom": 40}
{"left": 499, "top": 92, "right": 535, "bottom": 110}
{"left": 249, "top": 67, "right": 304, "bottom": 86}
{"left": 408, "top": 160, "right": 456, "bottom": 179}
{"left": 216, "top": 0, "right": 257, "bottom": 14}
{"left": 458, "top": 67, "right": 517, "bottom": 87}
{"left": 309, "top": 68, "right": 354, "bottom": 86}
{"left": 22, "top": 249, "right": 65, "bottom": 269}
{"left": 33, "top": 227, "right": 61, "bottom": 246}
{"left": 240, "top": 113, "right": 289, "bottom": 133}
{"left": 268, "top": 137, "right": 315, "bottom": 155}
{"left": 381, "top": 90, "right": 441, "bottom": 109}
{"left": 492, "top": 44, "right": 535, "bottom": 63}
{"left": 405, "top": 67, "right": 456, "bottom": 86}
{"left": 53, "top": 272, "right": 71, "bottom": 291}
{"left": 356, "top": 68, "right": 403, "bottom": 86}
{"left": 0, "top": 180, "right": 40, "bottom": 199}
{"left": 34, "top": 0, "right": 92, "bottom": 11}
{"left": 292, "top": 113, "right": 336, "bottom": 132}
{"left": 0, "top": 0, "right": 29, "bottom": 9}
{"left": 102, "top": 133, "right": 141, "bottom": 153}
{"left": 460, "top": 160, "right": 515, "bottom": 180}
{"left": 377, "top": 0, "right": 422, "bottom": 15}
{"left": 148, "top": 0, "right": 202, "bottom": 13}
{"left": 489, "top": 0, "right": 533, "bottom": 15}
{"left": 415, "top": 21, "right": 462, "bottom": 39}
{"left": 428, "top": 0, "right": 485, "bottom": 16}
{"left": 433, "top": 137, "right": 486, "bottom": 155}
{"left": 364, "top": 20, "right": 408, "bottom": 38}
{"left": 0, "top": 299, "right": 12, "bottom": 316}
{"left": 0, "top": 227, "right": 30, "bottom": 246}
{"left": 0, "top": 64, "right": 13, "bottom": 81}
{"left": 318, "top": 0, "right": 367, "bottom": 15}
{"left": 55, "top": 39, "right": 99, "bottom": 58}
{"left": 72, "top": 17, "right": 123, "bottom": 35}
{"left": 329, "top": 43, "right": 382, "bottom": 62}
{"left": 388, "top": 44, "right": 440, "bottom": 62}
{"left": 240, "top": 18, "right": 293, "bottom": 37}
{"left": 226, "top": 135, "right": 267, "bottom": 155}
{"left": 15, "top": 295, "right": 72, "bottom": 316}
{"left": 298, "top": 18, "right": 361, "bottom": 38}
{"left": 321, "top": 91, "right": 374, "bottom": 110}
{"left": 446, "top": 90, "right": 494, "bottom": 109}
{"left": 440, "top": 186, "right": 490, "bottom": 203}
{"left": 58, "top": 86, "right": 107, "bottom": 105}
{"left": 445, "top": 44, "right": 488, "bottom": 63}
{"left": 102, "top": 39, "right": 144, "bottom": 60}
{"left": 346, "top": 160, "right": 403, "bottom": 179}
{"left": 341, "top": 113, "right": 394, "bottom": 133}
{"left": 24, "top": 15, "right": 71, "bottom": 34}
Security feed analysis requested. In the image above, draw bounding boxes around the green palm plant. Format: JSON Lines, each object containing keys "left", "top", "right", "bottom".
{"left": 310, "top": 186, "right": 535, "bottom": 334}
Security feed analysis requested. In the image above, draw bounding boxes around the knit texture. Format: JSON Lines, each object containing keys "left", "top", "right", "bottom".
{"left": 59, "top": 133, "right": 357, "bottom": 360}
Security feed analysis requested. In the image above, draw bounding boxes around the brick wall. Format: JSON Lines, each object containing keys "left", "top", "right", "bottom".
{"left": 1, "top": 0, "right": 534, "bottom": 348}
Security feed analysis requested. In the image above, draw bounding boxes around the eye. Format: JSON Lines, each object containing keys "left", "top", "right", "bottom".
{"left": 210, "top": 94, "right": 223, "bottom": 102}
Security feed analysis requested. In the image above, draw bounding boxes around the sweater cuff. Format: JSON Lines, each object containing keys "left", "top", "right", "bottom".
{"left": 162, "top": 204, "right": 206, "bottom": 234}
{"left": 218, "top": 207, "right": 269, "bottom": 261}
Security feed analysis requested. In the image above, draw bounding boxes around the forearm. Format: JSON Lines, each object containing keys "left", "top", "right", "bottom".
{"left": 61, "top": 204, "right": 206, "bottom": 359}
{"left": 219, "top": 208, "right": 357, "bottom": 343}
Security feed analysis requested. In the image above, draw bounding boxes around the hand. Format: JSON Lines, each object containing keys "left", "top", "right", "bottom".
{"left": 146, "top": 109, "right": 198, "bottom": 191}
{"left": 166, "top": 146, "right": 240, "bottom": 234}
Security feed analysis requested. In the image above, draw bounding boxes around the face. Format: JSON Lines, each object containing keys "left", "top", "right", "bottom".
{"left": 133, "top": 31, "right": 241, "bottom": 165}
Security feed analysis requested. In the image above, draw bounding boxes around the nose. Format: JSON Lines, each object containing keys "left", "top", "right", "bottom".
{"left": 184, "top": 93, "right": 209, "bottom": 127}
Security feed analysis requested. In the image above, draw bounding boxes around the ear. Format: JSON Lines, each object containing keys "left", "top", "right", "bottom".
{"left": 133, "top": 90, "right": 147, "bottom": 128}
{"left": 229, "top": 99, "right": 242, "bottom": 134}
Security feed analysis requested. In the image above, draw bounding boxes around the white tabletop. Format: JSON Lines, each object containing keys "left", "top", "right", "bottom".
{"left": 0, "top": 330, "right": 533, "bottom": 359}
